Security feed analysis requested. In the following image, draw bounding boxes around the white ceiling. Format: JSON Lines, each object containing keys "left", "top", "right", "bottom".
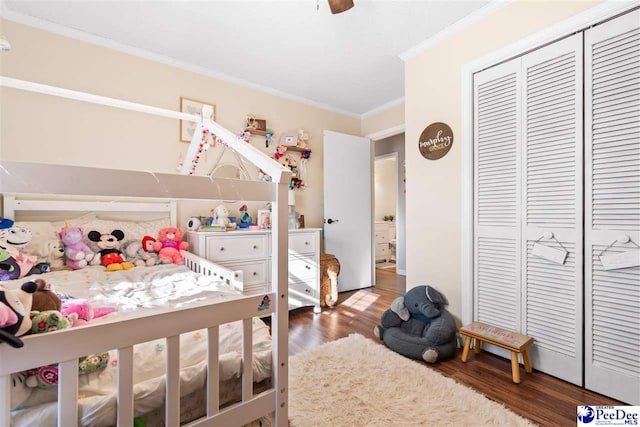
{"left": 1, "top": 0, "right": 491, "bottom": 116}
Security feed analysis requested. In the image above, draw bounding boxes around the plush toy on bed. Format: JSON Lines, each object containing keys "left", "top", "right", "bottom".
{"left": 31, "top": 279, "right": 61, "bottom": 312}
{"left": 0, "top": 281, "right": 38, "bottom": 348}
{"left": 88, "top": 229, "right": 134, "bottom": 271}
{"left": 30, "top": 310, "right": 78, "bottom": 333}
{"left": 24, "top": 352, "right": 110, "bottom": 389}
{"left": 61, "top": 299, "right": 116, "bottom": 322}
{"left": 1, "top": 224, "right": 38, "bottom": 278}
{"left": 120, "top": 239, "right": 156, "bottom": 267}
{"left": 0, "top": 244, "right": 21, "bottom": 281}
{"left": 141, "top": 235, "right": 160, "bottom": 264}
{"left": 153, "top": 227, "right": 188, "bottom": 264}
{"left": 374, "top": 285, "right": 457, "bottom": 363}
{"left": 24, "top": 313, "right": 109, "bottom": 389}
{"left": 59, "top": 225, "right": 95, "bottom": 270}
{"left": 30, "top": 239, "right": 66, "bottom": 273}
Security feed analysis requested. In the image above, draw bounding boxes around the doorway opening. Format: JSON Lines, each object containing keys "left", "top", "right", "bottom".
{"left": 374, "top": 133, "right": 405, "bottom": 276}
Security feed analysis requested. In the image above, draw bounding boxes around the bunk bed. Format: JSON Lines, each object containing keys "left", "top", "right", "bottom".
{"left": 0, "top": 77, "right": 291, "bottom": 427}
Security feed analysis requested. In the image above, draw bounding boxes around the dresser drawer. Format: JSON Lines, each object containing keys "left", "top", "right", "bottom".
{"left": 225, "top": 260, "right": 269, "bottom": 286}
{"left": 206, "top": 235, "right": 269, "bottom": 262}
{"left": 241, "top": 282, "right": 269, "bottom": 296}
{"left": 288, "top": 255, "right": 317, "bottom": 281}
{"left": 289, "top": 279, "right": 316, "bottom": 300}
{"left": 376, "top": 243, "right": 389, "bottom": 257}
{"left": 289, "top": 232, "right": 318, "bottom": 255}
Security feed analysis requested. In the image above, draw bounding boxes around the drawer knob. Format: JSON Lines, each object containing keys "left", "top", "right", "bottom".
{"left": 253, "top": 272, "right": 258, "bottom": 276}
{"left": 304, "top": 288, "right": 310, "bottom": 293}
{"left": 220, "top": 247, "right": 225, "bottom": 251}
{"left": 253, "top": 245, "right": 258, "bottom": 249}
{"left": 305, "top": 241, "right": 309, "bottom": 245}
{"left": 305, "top": 265, "right": 311, "bottom": 270}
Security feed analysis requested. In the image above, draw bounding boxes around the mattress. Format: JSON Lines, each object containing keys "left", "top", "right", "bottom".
{"left": 1, "top": 263, "right": 272, "bottom": 427}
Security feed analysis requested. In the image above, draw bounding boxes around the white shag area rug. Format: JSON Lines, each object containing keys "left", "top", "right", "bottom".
{"left": 288, "top": 334, "right": 535, "bottom": 427}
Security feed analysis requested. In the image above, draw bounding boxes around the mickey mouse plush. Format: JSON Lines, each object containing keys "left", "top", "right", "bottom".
{"left": 87, "top": 229, "right": 134, "bottom": 272}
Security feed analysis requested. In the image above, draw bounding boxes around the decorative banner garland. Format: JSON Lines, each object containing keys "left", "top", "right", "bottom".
{"left": 186, "top": 128, "right": 223, "bottom": 176}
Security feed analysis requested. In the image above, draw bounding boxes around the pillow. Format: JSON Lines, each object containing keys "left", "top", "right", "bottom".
{"left": 17, "top": 213, "right": 97, "bottom": 253}
{"left": 80, "top": 217, "right": 171, "bottom": 245}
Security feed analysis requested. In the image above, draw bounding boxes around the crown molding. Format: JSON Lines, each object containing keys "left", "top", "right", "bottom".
{"left": 361, "top": 96, "right": 404, "bottom": 119}
{"left": 365, "top": 124, "right": 405, "bottom": 141}
{"left": 0, "top": 6, "right": 361, "bottom": 119}
{"left": 400, "top": 0, "right": 511, "bottom": 62}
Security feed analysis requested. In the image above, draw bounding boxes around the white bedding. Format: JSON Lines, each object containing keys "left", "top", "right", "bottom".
{"left": 2, "top": 264, "right": 272, "bottom": 427}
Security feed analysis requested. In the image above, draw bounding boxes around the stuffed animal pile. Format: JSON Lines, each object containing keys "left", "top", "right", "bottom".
{"left": 0, "top": 216, "right": 191, "bottom": 276}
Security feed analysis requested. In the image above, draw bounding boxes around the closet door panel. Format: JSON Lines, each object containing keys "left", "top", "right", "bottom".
{"left": 473, "top": 60, "right": 522, "bottom": 334}
{"left": 522, "top": 34, "right": 583, "bottom": 385}
{"left": 585, "top": 9, "right": 640, "bottom": 405}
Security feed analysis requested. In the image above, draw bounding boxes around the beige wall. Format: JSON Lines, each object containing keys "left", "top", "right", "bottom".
{"left": 374, "top": 157, "right": 397, "bottom": 222}
{"left": 0, "top": 19, "right": 360, "bottom": 229}
{"left": 361, "top": 102, "right": 404, "bottom": 137}
{"left": 404, "top": 0, "right": 601, "bottom": 321}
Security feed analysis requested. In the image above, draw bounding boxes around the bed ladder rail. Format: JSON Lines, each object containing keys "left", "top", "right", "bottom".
{"left": 182, "top": 250, "right": 243, "bottom": 291}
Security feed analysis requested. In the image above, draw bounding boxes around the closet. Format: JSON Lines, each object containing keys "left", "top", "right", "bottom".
{"left": 472, "top": 9, "right": 639, "bottom": 405}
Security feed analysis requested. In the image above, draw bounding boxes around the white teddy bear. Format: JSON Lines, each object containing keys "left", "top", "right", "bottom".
{"left": 32, "top": 239, "right": 66, "bottom": 270}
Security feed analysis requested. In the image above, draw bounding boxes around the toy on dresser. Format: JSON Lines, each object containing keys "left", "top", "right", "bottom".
{"left": 214, "top": 204, "right": 230, "bottom": 226}
{"left": 153, "top": 227, "right": 188, "bottom": 264}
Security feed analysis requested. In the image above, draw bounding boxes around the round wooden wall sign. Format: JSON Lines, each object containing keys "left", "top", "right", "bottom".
{"left": 418, "top": 122, "right": 454, "bottom": 160}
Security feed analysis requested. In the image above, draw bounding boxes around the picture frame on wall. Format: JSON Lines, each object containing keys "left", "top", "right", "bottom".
{"left": 257, "top": 209, "right": 271, "bottom": 229}
{"left": 180, "top": 97, "right": 216, "bottom": 143}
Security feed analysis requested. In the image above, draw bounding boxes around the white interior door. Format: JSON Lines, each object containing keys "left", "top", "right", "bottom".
{"left": 585, "top": 9, "right": 640, "bottom": 405}
{"left": 323, "top": 130, "right": 373, "bottom": 291}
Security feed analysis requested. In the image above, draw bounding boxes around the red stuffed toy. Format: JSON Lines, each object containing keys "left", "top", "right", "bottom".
{"left": 153, "top": 227, "right": 188, "bottom": 264}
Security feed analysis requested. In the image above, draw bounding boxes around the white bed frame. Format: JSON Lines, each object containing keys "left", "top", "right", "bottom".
{"left": 0, "top": 77, "right": 292, "bottom": 427}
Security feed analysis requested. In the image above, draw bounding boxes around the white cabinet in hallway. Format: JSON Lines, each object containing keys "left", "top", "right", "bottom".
{"left": 375, "top": 221, "right": 395, "bottom": 262}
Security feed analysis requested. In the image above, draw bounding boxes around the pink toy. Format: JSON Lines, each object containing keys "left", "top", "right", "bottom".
{"left": 152, "top": 227, "right": 188, "bottom": 264}
{"left": 59, "top": 226, "right": 95, "bottom": 270}
{"left": 61, "top": 299, "right": 116, "bottom": 321}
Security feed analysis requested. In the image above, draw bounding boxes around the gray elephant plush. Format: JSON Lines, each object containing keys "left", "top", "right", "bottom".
{"left": 374, "top": 285, "right": 457, "bottom": 363}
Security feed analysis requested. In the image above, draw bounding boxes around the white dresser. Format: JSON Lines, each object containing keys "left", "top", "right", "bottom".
{"left": 375, "top": 221, "right": 395, "bottom": 262}
{"left": 187, "top": 228, "right": 321, "bottom": 312}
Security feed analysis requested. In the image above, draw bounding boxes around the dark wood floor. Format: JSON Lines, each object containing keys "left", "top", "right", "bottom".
{"left": 288, "top": 268, "right": 622, "bottom": 427}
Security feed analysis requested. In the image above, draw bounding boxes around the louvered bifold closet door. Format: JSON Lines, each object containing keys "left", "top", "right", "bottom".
{"left": 473, "top": 59, "right": 522, "bottom": 336}
{"left": 585, "top": 9, "right": 640, "bottom": 405}
{"left": 521, "top": 34, "right": 583, "bottom": 385}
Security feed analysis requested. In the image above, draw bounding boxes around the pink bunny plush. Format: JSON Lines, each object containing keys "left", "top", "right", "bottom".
{"left": 61, "top": 299, "right": 116, "bottom": 322}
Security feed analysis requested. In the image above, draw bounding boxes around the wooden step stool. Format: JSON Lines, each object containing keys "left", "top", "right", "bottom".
{"left": 459, "top": 322, "right": 534, "bottom": 383}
